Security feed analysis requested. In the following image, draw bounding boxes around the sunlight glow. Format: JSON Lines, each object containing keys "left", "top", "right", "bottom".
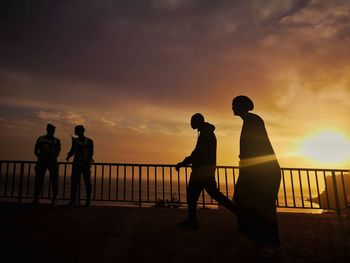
{"left": 298, "top": 130, "right": 350, "bottom": 165}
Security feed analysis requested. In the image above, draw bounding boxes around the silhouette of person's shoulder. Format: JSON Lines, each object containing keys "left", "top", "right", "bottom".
{"left": 37, "top": 135, "right": 52, "bottom": 142}
{"left": 201, "top": 122, "right": 216, "bottom": 134}
{"left": 246, "top": 112, "right": 264, "bottom": 125}
{"left": 39, "top": 135, "right": 60, "bottom": 142}
{"left": 37, "top": 135, "right": 46, "bottom": 140}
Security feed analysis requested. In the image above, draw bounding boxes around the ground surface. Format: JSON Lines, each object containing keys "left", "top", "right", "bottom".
{"left": 1, "top": 203, "right": 350, "bottom": 263}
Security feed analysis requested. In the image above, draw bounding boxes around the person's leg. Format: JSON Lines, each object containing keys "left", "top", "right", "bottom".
{"left": 33, "top": 162, "right": 47, "bottom": 203}
{"left": 204, "top": 176, "right": 237, "bottom": 215}
{"left": 48, "top": 162, "right": 59, "bottom": 204}
{"left": 69, "top": 164, "right": 81, "bottom": 205}
{"left": 178, "top": 173, "right": 203, "bottom": 229}
{"left": 82, "top": 163, "right": 92, "bottom": 206}
{"left": 186, "top": 176, "right": 203, "bottom": 223}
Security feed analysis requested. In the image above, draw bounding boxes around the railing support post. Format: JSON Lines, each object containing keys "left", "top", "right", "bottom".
{"left": 17, "top": 163, "right": 25, "bottom": 203}
{"left": 202, "top": 191, "right": 206, "bottom": 209}
{"left": 332, "top": 171, "right": 341, "bottom": 216}
{"left": 139, "top": 166, "right": 142, "bottom": 207}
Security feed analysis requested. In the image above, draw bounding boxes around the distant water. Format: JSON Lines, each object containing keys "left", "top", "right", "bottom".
{"left": 0, "top": 173, "right": 324, "bottom": 213}
{"left": 1, "top": 164, "right": 348, "bottom": 213}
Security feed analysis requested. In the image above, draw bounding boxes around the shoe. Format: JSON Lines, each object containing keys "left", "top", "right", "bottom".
{"left": 50, "top": 200, "right": 58, "bottom": 207}
{"left": 177, "top": 219, "right": 199, "bottom": 230}
{"left": 258, "top": 245, "right": 284, "bottom": 257}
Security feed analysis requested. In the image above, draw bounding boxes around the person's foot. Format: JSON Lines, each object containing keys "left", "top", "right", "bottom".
{"left": 257, "top": 245, "right": 284, "bottom": 257}
{"left": 177, "top": 219, "right": 199, "bottom": 230}
{"left": 51, "top": 200, "right": 58, "bottom": 207}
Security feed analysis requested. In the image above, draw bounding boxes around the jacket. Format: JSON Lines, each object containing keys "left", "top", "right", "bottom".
{"left": 183, "top": 122, "right": 217, "bottom": 169}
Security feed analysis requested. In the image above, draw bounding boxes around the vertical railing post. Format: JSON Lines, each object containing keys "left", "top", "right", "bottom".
{"left": 332, "top": 170, "right": 341, "bottom": 216}
{"left": 17, "top": 163, "right": 25, "bottom": 203}
{"left": 63, "top": 163, "right": 67, "bottom": 200}
{"left": 202, "top": 191, "right": 206, "bottom": 209}
{"left": 139, "top": 165, "right": 142, "bottom": 207}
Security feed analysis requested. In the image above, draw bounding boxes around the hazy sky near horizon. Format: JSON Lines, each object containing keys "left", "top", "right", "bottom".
{"left": 1, "top": 0, "right": 350, "bottom": 167}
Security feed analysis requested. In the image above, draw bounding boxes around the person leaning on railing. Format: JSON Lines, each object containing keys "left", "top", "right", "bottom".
{"left": 65, "top": 125, "right": 94, "bottom": 207}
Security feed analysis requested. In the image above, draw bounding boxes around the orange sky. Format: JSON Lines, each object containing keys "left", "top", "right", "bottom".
{"left": 0, "top": 0, "right": 350, "bottom": 168}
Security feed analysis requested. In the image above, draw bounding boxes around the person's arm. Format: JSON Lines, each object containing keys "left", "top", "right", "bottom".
{"left": 66, "top": 138, "right": 75, "bottom": 161}
{"left": 57, "top": 139, "right": 61, "bottom": 158}
{"left": 89, "top": 139, "right": 94, "bottom": 161}
{"left": 175, "top": 135, "right": 202, "bottom": 171}
{"left": 186, "top": 132, "right": 210, "bottom": 165}
{"left": 175, "top": 156, "right": 191, "bottom": 172}
{"left": 34, "top": 138, "right": 40, "bottom": 158}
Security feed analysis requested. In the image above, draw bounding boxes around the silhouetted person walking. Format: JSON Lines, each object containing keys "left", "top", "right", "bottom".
{"left": 176, "top": 113, "right": 237, "bottom": 229}
{"left": 232, "top": 96, "right": 282, "bottom": 257}
{"left": 66, "top": 125, "right": 94, "bottom": 207}
{"left": 32, "top": 123, "right": 61, "bottom": 206}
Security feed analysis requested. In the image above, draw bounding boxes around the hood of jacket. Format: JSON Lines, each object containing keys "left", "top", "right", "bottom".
{"left": 199, "top": 122, "right": 215, "bottom": 133}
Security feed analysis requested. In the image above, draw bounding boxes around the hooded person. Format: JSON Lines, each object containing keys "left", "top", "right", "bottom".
{"left": 176, "top": 113, "right": 237, "bottom": 229}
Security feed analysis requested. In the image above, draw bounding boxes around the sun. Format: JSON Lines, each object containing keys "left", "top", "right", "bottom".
{"left": 298, "top": 130, "right": 350, "bottom": 165}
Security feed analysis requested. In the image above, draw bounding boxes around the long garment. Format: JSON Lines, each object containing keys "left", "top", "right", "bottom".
{"left": 233, "top": 113, "right": 281, "bottom": 246}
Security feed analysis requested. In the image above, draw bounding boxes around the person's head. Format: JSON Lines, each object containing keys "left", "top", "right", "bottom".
{"left": 74, "top": 125, "right": 85, "bottom": 136}
{"left": 46, "top": 123, "right": 56, "bottom": 136}
{"left": 190, "top": 113, "right": 205, "bottom": 130}
{"left": 232, "top": 95, "right": 254, "bottom": 117}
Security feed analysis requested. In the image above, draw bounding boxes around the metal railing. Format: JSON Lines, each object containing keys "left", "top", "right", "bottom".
{"left": 0, "top": 160, "right": 349, "bottom": 214}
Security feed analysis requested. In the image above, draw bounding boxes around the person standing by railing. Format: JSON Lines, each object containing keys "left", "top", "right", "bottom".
{"left": 65, "top": 125, "right": 94, "bottom": 207}
{"left": 231, "top": 95, "right": 282, "bottom": 257}
{"left": 32, "top": 123, "right": 61, "bottom": 206}
{"left": 176, "top": 113, "right": 237, "bottom": 229}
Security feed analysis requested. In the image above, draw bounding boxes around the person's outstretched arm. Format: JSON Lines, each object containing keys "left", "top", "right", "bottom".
{"left": 88, "top": 139, "right": 94, "bottom": 161}
{"left": 34, "top": 138, "right": 40, "bottom": 158}
{"left": 56, "top": 139, "right": 61, "bottom": 158}
{"left": 66, "top": 138, "right": 75, "bottom": 161}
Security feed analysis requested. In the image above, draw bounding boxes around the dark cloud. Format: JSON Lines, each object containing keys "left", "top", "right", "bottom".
{"left": 1, "top": 1, "right": 349, "bottom": 108}
{"left": 0, "top": 0, "right": 301, "bottom": 102}
{"left": 260, "top": 0, "right": 311, "bottom": 23}
{"left": 1, "top": 0, "right": 350, "bottom": 165}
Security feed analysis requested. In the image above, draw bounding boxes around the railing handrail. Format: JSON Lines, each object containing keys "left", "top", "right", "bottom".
{"left": 0, "top": 160, "right": 349, "bottom": 214}
{"left": 0, "top": 160, "right": 348, "bottom": 172}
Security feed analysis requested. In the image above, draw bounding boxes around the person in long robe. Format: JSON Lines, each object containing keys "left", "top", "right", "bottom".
{"left": 232, "top": 95, "right": 282, "bottom": 256}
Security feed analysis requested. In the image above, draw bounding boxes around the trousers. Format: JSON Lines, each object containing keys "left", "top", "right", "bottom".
{"left": 187, "top": 168, "right": 236, "bottom": 221}
{"left": 34, "top": 160, "right": 58, "bottom": 201}
{"left": 70, "top": 162, "right": 92, "bottom": 203}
